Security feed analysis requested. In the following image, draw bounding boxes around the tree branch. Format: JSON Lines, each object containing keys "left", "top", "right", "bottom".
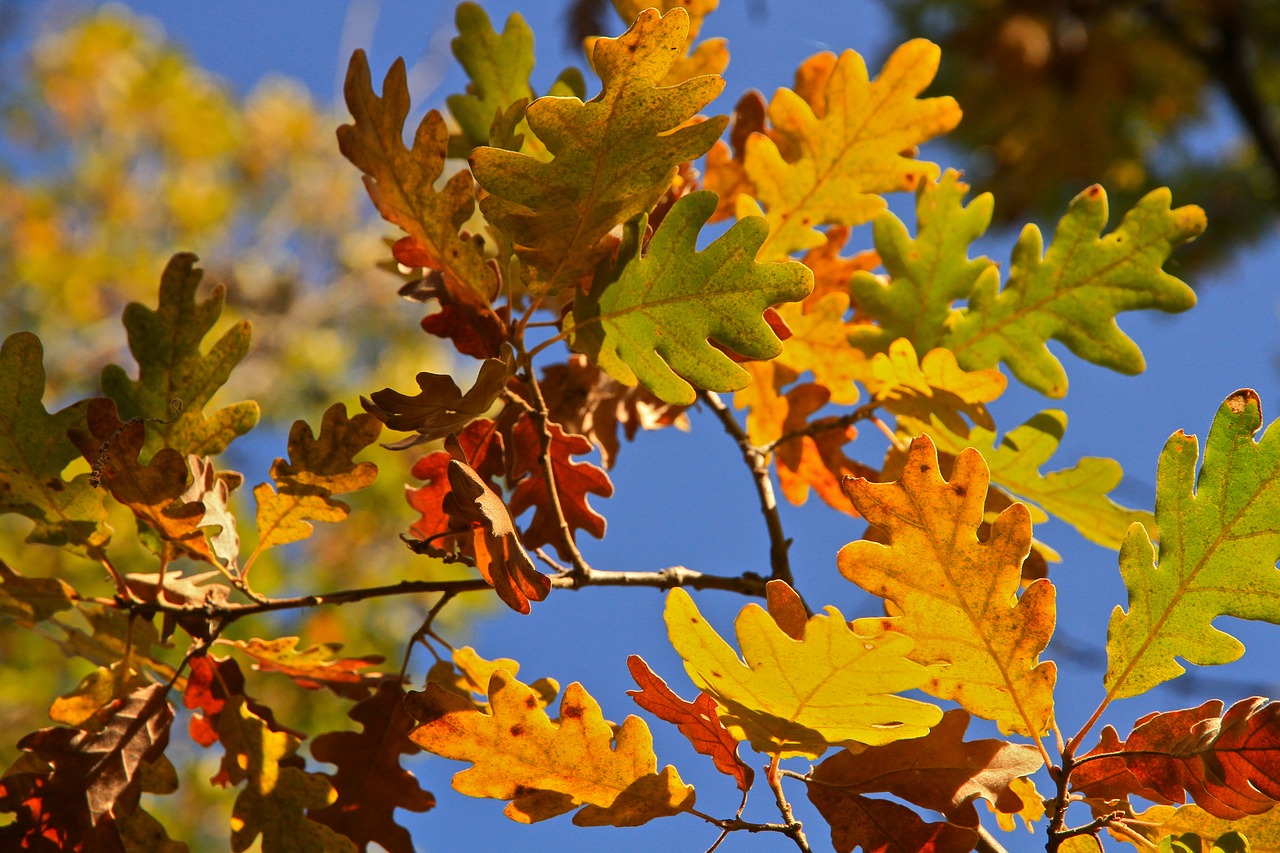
{"left": 699, "top": 390, "right": 795, "bottom": 589}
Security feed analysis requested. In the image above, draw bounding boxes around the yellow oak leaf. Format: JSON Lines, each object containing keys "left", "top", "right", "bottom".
{"left": 733, "top": 360, "right": 796, "bottom": 446}
{"left": 664, "top": 587, "right": 943, "bottom": 759}
{"left": 866, "top": 338, "right": 1007, "bottom": 437}
{"left": 597, "top": 0, "right": 727, "bottom": 86}
{"left": 744, "top": 40, "right": 961, "bottom": 260}
{"left": 406, "top": 669, "right": 693, "bottom": 826}
{"left": 839, "top": 436, "right": 1057, "bottom": 737}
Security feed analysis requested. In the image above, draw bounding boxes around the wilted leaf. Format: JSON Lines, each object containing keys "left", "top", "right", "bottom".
{"left": 339, "top": 51, "right": 496, "bottom": 303}
{"left": 0, "top": 684, "right": 172, "bottom": 850}
{"left": 363, "top": 357, "right": 507, "bottom": 449}
{"left": 743, "top": 40, "right": 961, "bottom": 259}
{"left": 807, "top": 710, "right": 1042, "bottom": 841}
{"left": 0, "top": 560, "right": 77, "bottom": 625}
{"left": 945, "top": 185, "right": 1204, "bottom": 396}
{"left": 839, "top": 435, "right": 1057, "bottom": 736}
{"left": 444, "top": 457, "right": 550, "bottom": 614}
{"left": 508, "top": 418, "right": 613, "bottom": 560}
{"left": 222, "top": 637, "right": 385, "bottom": 698}
{"left": 406, "top": 669, "right": 695, "bottom": 826}
{"left": 1106, "top": 390, "right": 1280, "bottom": 699}
{"left": 626, "top": 655, "right": 753, "bottom": 792}
{"left": 570, "top": 190, "right": 813, "bottom": 405}
{"left": 100, "top": 253, "right": 258, "bottom": 457}
{"left": 0, "top": 332, "right": 109, "bottom": 552}
{"left": 472, "top": 6, "right": 727, "bottom": 294}
{"left": 68, "top": 398, "right": 218, "bottom": 568}
{"left": 309, "top": 685, "right": 434, "bottom": 853}
{"left": 1074, "top": 697, "right": 1280, "bottom": 820}
{"left": 664, "top": 586, "right": 942, "bottom": 758}
{"left": 181, "top": 455, "right": 241, "bottom": 570}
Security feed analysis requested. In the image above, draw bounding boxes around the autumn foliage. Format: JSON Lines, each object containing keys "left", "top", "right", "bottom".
{"left": 7, "top": 2, "right": 1280, "bottom": 851}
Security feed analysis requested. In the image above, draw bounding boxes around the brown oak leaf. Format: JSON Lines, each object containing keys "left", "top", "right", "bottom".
{"left": 309, "top": 684, "right": 435, "bottom": 853}
{"left": 362, "top": 357, "right": 509, "bottom": 450}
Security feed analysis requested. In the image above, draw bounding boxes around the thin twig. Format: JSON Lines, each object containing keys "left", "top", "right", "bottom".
{"left": 765, "top": 756, "right": 811, "bottom": 853}
{"left": 699, "top": 390, "right": 795, "bottom": 590}
{"left": 521, "top": 362, "right": 596, "bottom": 580}
{"left": 399, "top": 591, "right": 457, "bottom": 685}
{"left": 761, "top": 401, "right": 881, "bottom": 455}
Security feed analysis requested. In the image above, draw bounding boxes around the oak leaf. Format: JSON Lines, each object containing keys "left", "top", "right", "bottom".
{"left": 362, "top": 356, "right": 508, "bottom": 450}
{"left": 664, "top": 586, "right": 943, "bottom": 758}
{"left": 1132, "top": 804, "right": 1280, "bottom": 851}
{"left": 895, "top": 409, "right": 1151, "bottom": 551}
{"left": 309, "top": 684, "right": 434, "bottom": 853}
{"left": 54, "top": 604, "right": 177, "bottom": 686}
{"left": 570, "top": 190, "right": 813, "bottom": 405}
{"left": 771, "top": 293, "right": 868, "bottom": 406}
{"left": 181, "top": 455, "right": 241, "bottom": 570}
{"left": 406, "top": 669, "right": 695, "bottom": 826}
{"left": 1106, "top": 390, "right": 1280, "bottom": 699}
{"left": 807, "top": 710, "right": 1042, "bottom": 837}
{"left": 471, "top": 6, "right": 727, "bottom": 294}
{"left": 539, "top": 355, "right": 689, "bottom": 470}
{"left": 405, "top": 418, "right": 506, "bottom": 548}
{"left": 0, "top": 684, "right": 172, "bottom": 851}
{"left": 100, "top": 253, "right": 258, "bottom": 457}
{"left": 742, "top": 40, "right": 961, "bottom": 260}
{"left": 222, "top": 702, "right": 355, "bottom": 853}
{"left": 1074, "top": 698, "right": 1280, "bottom": 821}
{"left": 222, "top": 637, "right": 385, "bottom": 698}
{"left": 703, "top": 91, "right": 767, "bottom": 222}
{"left": 508, "top": 418, "right": 613, "bottom": 560}
{"left": 945, "top": 185, "right": 1204, "bottom": 396}
{"left": 770, "top": 381, "right": 877, "bottom": 514}
{"left": 839, "top": 435, "right": 1057, "bottom": 736}
{"left": 68, "top": 398, "right": 218, "bottom": 568}
{"left": 867, "top": 338, "right": 1006, "bottom": 437}
{"left": 626, "top": 655, "right": 753, "bottom": 793}
{"left": 849, "top": 170, "right": 996, "bottom": 354}
{"left": 339, "top": 51, "right": 496, "bottom": 303}
{"left": 596, "top": 0, "right": 728, "bottom": 86}
{"left": 426, "top": 645, "right": 560, "bottom": 713}
{"left": 0, "top": 332, "right": 109, "bottom": 552}
{"left": 444, "top": 456, "right": 550, "bottom": 614}
{"left": 252, "top": 403, "right": 380, "bottom": 555}
{"left": 0, "top": 560, "right": 77, "bottom": 626}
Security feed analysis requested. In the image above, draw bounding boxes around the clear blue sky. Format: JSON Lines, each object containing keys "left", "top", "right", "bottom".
{"left": 29, "top": 2, "right": 1280, "bottom": 850}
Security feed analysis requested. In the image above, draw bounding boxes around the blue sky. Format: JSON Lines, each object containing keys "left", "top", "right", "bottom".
{"left": 24, "top": 2, "right": 1280, "bottom": 850}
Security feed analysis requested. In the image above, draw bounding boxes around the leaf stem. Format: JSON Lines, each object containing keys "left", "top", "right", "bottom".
{"left": 760, "top": 400, "right": 882, "bottom": 455}
{"left": 765, "top": 755, "right": 811, "bottom": 853}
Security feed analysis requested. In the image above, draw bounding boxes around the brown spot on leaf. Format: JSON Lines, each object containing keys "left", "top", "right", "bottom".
{"left": 1227, "top": 391, "right": 1251, "bottom": 414}
{"left": 525, "top": 696, "right": 538, "bottom": 709}
{"left": 509, "top": 724, "right": 525, "bottom": 737}
{"left": 561, "top": 704, "right": 583, "bottom": 720}
{"left": 953, "top": 485, "right": 966, "bottom": 498}
{"left": 45, "top": 478, "right": 64, "bottom": 492}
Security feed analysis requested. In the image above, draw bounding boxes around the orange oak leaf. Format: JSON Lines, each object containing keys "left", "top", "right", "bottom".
{"left": 68, "top": 398, "right": 217, "bottom": 568}
{"left": 808, "top": 710, "right": 1043, "bottom": 832}
{"left": 800, "top": 225, "right": 879, "bottom": 305}
{"left": 405, "top": 418, "right": 506, "bottom": 549}
{"left": 0, "top": 684, "right": 172, "bottom": 852}
{"left": 508, "top": 417, "right": 613, "bottom": 560}
{"left": 774, "top": 382, "right": 877, "bottom": 515}
{"left": 221, "top": 637, "right": 386, "bottom": 699}
{"left": 1073, "top": 697, "right": 1280, "bottom": 821}
{"left": 703, "top": 90, "right": 767, "bottom": 222}
{"left": 338, "top": 51, "right": 496, "bottom": 305}
{"left": 839, "top": 435, "right": 1057, "bottom": 737}
{"left": 406, "top": 669, "right": 695, "bottom": 826}
{"left": 362, "top": 356, "right": 509, "bottom": 450}
{"left": 182, "top": 655, "right": 297, "bottom": 755}
{"left": 399, "top": 274, "right": 509, "bottom": 360}
{"left": 626, "top": 655, "right": 753, "bottom": 793}
{"left": 444, "top": 456, "right": 550, "bottom": 614}
{"left": 309, "top": 684, "right": 435, "bottom": 853}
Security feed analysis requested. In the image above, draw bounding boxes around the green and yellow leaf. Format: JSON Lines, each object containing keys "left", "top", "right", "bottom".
{"left": 472, "top": 7, "right": 726, "bottom": 294}
{"left": 1106, "top": 389, "right": 1280, "bottom": 699}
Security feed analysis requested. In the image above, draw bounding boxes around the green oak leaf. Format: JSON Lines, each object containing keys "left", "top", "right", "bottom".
{"left": 471, "top": 6, "right": 727, "bottom": 295}
{"left": 446, "top": 3, "right": 583, "bottom": 159}
{"left": 0, "top": 332, "right": 109, "bottom": 553}
{"left": 945, "top": 185, "right": 1204, "bottom": 397}
{"left": 1106, "top": 389, "right": 1280, "bottom": 700}
{"left": 569, "top": 191, "right": 813, "bottom": 405}
{"left": 100, "top": 253, "right": 259, "bottom": 458}
{"left": 850, "top": 170, "right": 996, "bottom": 354}
{"left": 896, "top": 409, "right": 1153, "bottom": 551}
